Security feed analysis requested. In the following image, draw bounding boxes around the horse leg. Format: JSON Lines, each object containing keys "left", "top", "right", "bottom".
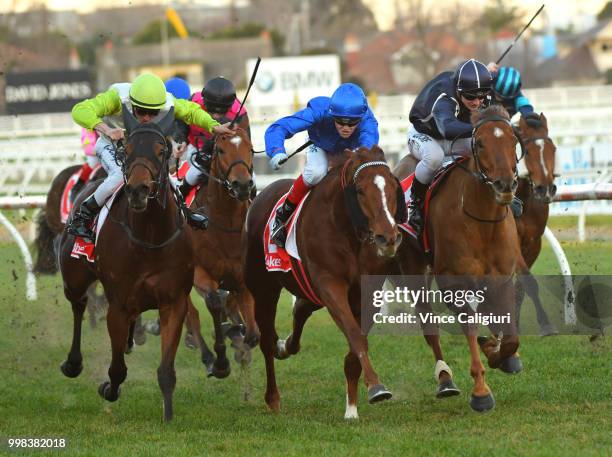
{"left": 520, "top": 271, "right": 558, "bottom": 336}
{"left": 321, "top": 280, "right": 392, "bottom": 405}
{"left": 133, "top": 314, "right": 147, "bottom": 346}
{"left": 276, "top": 298, "right": 321, "bottom": 360}
{"left": 157, "top": 297, "right": 188, "bottom": 422}
{"left": 223, "top": 292, "right": 253, "bottom": 366}
{"left": 60, "top": 295, "right": 88, "bottom": 378}
{"left": 344, "top": 350, "right": 361, "bottom": 419}
{"left": 98, "top": 305, "right": 130, "bottom": 403}
{"left": 253, "top": 286, "right": 282, "bottom": 412}
{"left": 234, "top": 286, "right": 260, "bottom": 349}
{"left": 184, "top": 295, "right": 215, "bottom": 374}
{"left": 415, "top": 300, "right": 460, "bottom": 398}
{"left": 204, "top": 290, "right": 231, "bottom": 379}
{"left": 466, "top": 331, "right": 495, "bottom": 412}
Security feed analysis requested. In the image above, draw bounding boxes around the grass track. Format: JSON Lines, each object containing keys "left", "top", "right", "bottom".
{"left": 0, "top": 239, "right": 610, "bottom": 456}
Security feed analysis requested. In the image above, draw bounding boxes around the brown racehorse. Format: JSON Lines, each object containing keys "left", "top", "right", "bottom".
{"left": 184, "top": 127, "right": 260, "bottom": 378}
{"left": 514, "top": 113, "right": 558, "bottom": 335}
{"left": 396, "top": 105, "right": 522, "bottom": 412}
{"left": 58, "top": 117, "right": 193, "bottom": 422}
{"left": 243, "top": 145, "right": 406, "bottom": 418}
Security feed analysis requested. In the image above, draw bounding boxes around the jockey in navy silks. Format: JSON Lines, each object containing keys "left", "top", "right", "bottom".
{"left": 265, "top": 82, "right": 379, "bottom": 248}
{"left": 406, "top": 59, "right": 494, "bottom": 235}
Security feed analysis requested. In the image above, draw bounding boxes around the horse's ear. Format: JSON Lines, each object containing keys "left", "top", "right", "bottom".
{"left": 540, "top": 112, "right": 548, "bottom": 129}
{"left": 518, "top": 114, "right": 528, "bottom": 133}
{"left": 157, "top": 106, "right": 175, "bottom": 136}
{"left": 394, "top": 177, "right": 408, "bottom": 224}
{"left": 122, "top": 103, "right": 139, "bottom": 136}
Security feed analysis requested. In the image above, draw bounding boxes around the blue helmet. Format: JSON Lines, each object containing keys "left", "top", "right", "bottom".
{"left": 494, "top": 67, "right": 522, "bottom": 99}
{"left": 453, "top": 59, "right": 492, "bottom": 96}
{"left": 164, "top": 77, "right": 191, "bottom": 100}
{"left": 329, "top": 83, "right": 368, "bottom": 120}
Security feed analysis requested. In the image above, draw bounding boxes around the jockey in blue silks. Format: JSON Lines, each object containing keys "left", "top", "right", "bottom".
{"left": 487, "top": 62, "right": 542, "bottom": 128}
{"left": 406, "top": 59, "right": 493, "bottom": 234}
{"left": 265, "top": 82, "right": 379, "bottom": 248}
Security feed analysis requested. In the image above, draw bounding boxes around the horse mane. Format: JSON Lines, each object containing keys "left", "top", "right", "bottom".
{"left": 471, "top": 104, "right": 510, "bottom": 126}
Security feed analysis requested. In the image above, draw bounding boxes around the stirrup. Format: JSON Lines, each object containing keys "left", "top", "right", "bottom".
{"left": 271, "top": 221, "right": 287, "bottom": 247}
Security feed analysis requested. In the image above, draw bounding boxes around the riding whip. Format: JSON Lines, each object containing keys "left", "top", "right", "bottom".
{"left": 230, "top": 56, "right": 261, "bottom": 129}
{"left": 496, "top": 4, "right": 545, "bottom": 65}
{"left": 278, "top": 140, "right": 313, "bottom": 166}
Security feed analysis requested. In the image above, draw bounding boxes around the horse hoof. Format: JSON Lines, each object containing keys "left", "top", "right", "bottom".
{"left": 98, "top": 381, "right": 120, "bottom": 402}
{"left": 184, "top": 331, "right": 197, "bottom": 350}
{"left": 224, "top": 323, "right": 245, "bottom": 340}
{"left": 436, "top": 378, "right": 461, "bottom": 398}
{"left": 60, "top": 360, "right": 83, "bottom": 378}
{"left": 274, "top": 339, "right": 290, "bottom": 360}
{"left": 540, "top": 324, "right": 559, "bottom": 337}
{"left": 208, "top": 362, "right": 231, "bottom": 379}
{"left": 368, "top": 384, "right": 393, "bottom": 404}
{"left": 144, "top": 320, "right": 160, "bottom": 336}
{"left": 133, "top": 330, "right": 147, "bottom": 346}
{"left": 477, "top": 336, "right": 490, "bottom": 347}
{"left": 244, "top": 332, "right": 260, "bottom": 349}
{"left": 124, "top": 340, "right": 134, "bottom": 354}
{"left": 499, "top": 355, "right": 523, "bottom": 374}
{"left": 470, "top": 393, "right": 495, "bottom": 412}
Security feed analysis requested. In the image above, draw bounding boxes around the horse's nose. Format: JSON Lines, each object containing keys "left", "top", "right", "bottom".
{"left": 125, "top": 183, "right": 149, "bottom": 210}
{"left": 374, "top": 232, "right": 402, "bottom": 256}
{"left": 232, "top": 179, "right": 254, "bottom": 200}
{"left": 492, "top": 179, "right": 516, "bottom": 194}
{"left": 549, "top": 183, "right": 557, "bottom": 197}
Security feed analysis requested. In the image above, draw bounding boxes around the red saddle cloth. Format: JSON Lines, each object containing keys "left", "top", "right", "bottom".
{"left": 70, "top": 185, "right": 122, "bottom": 264}
{"left": 172, "top": 162, "right": 198, "bottom": 207}
{"left": 263, "top": 192, "right": 322, "bottom": 306}
{"left": 60, "top": 165, "right": 103, "bottom": 224}
{"left": 398, "top": 157, "right": 469, "bottom": 252}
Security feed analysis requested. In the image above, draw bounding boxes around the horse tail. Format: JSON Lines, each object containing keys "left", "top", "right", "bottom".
{"left": 33, "top": 208, "right": 58, "bottom": 274}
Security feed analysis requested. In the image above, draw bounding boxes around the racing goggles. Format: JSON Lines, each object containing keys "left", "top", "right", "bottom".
{"left": 333, "top": 116, "right": 361, "bottom": 127}
{"left": 460, "top": 90, "right": 490, "bottom": 101}
{"left": 133, "top": 106, "right": 161, "bottom": 117}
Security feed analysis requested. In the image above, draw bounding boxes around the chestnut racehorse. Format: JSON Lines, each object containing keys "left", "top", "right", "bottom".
{"left": 58, "top": 117, "right": 193, "bottom": 422}
{"left": 184, "top": 128, "right": 260, "bottom": 378}
{"left": 514, "top": 113, "right": 558, "bottom": 335}
{"left": 396, "top": 105, "right": 522, "bottom": 412}
{"left": 243, "top": 145, "right": 407, "bottom": 418}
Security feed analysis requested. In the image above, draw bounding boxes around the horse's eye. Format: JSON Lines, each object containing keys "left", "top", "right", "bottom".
{"left": 356, "top": 188, "right": 364, "bottom": 195}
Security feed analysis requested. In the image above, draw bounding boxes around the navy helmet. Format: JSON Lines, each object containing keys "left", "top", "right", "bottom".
{"left": 202, "top": 76, "right": 236, "bottom": 113}
{"left": 453, "top": 59, "right": 492, "bottom": 96}
{"left": 494, "top": 67, "right": 522, "bottom": 99}
{"left": 329, "top": 83, "right": 368, "bottom": 122}
{"left": 164, "top": 77, "right": 191, "bottom": 100}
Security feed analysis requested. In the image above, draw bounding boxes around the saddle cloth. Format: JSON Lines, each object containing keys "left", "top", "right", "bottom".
{"left": 70, "top": 185, "right": 122, "bottom": 263}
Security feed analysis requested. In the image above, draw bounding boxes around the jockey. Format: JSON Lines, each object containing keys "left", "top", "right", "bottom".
{"left": 265, "top": 82, "right": 379, "bottom": 248}
{"left": 69, "top": 128, "right": 100, "bottom": 202}
{"left": 67, "top": 72, "right": 234, "bottom": 242}
{"left": 487, "top": 63, "right": 540, "bottom": 125}
{"left": 179, "top": 76, "right": 251, "bottom": 197}
{"left": 407, "top": 59, "right": 492, "bottom": 234}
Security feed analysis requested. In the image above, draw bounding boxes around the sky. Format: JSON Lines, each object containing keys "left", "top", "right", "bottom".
{"left": 0, "top": 0, "right": 609, "bottom": 31}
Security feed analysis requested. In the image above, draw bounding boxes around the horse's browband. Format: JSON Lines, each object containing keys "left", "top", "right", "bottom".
{"left": 352, "top": 161, "right": 389, "bottom": 183}
{"left": 473, "top": 115, "right": 511, "bottom": 131}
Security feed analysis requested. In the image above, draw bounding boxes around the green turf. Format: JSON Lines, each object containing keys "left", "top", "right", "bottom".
{"left": 0, "top": 240, "right": 610, "bottom": 457}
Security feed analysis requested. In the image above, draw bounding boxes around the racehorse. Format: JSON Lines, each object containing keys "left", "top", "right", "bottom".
{"left": 514, "top": 113, "right": 558, "bottom": 335}
{"left": 243, "top": 145, "right": 407, "bottom": 418}
{"left": 395, "top": 105, "right": 522, "bottom": 412}
{"left": 58, "top": 115, "right": 193, "bottom": 422}
{"left": 183, "top": 127, "right": 260, "bottom": 378}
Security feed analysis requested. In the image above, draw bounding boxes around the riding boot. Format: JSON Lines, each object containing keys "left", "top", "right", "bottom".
{"left": 67, "top": 194, "right": 102, "bottom": 242}
{"left": 408, "top": 177, "right": 429, "bottom": 235}
{"left": 510, "top": 196, "right": 523, "bottom": 218}
{"left": 179, "top": 180, "right": 194, "bottom": 198}
{"left": 69, "top": 179, "right": 85, "bottom": 203}
{"left": 271, "top": 200, "right": 297, "bottom": 248}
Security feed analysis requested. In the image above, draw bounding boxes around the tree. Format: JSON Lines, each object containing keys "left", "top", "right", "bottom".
{"left": 479, "top": 0, "right": 523, "bottom": 35}
{"left": 132, "top": 19, "right": 181, "bottom": 45}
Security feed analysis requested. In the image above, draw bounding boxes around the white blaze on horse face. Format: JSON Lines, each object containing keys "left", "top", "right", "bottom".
{"left": 230, "top": 136, "right": 242, "bottom": 148}
{"left": 373, "top": 175, "right": 395, "bottom": 226}
{"left": 493, "top": 127, "right": 504, "bottom": 138}
{"left": 536, "top": 139, "right": 548, "bottom": 178}
{"left": 344, "top": 394, "right": 359, "bottom": 419}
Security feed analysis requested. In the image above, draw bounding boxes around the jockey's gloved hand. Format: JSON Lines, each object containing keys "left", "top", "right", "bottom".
{"left": 269, "top": 153, "right": 288, "bottom": 170}
{"left": 524, "top": 112, "right": 542, "bottom": 129}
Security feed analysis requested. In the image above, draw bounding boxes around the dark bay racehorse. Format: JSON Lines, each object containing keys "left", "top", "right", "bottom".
{"left": 395, "top": 105, "right": 522, "bottom": 412}
{"left": 514, "top": 113, "right": 558, "bottom": 335}
{"left": 243, "top": 145, "right": 406, "bottom": 418}
{"left": 184, "top": 128, "right": 260, "bottom": 378}
{"left": 58, "top": 118, "right": 193, "bottom": 422}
